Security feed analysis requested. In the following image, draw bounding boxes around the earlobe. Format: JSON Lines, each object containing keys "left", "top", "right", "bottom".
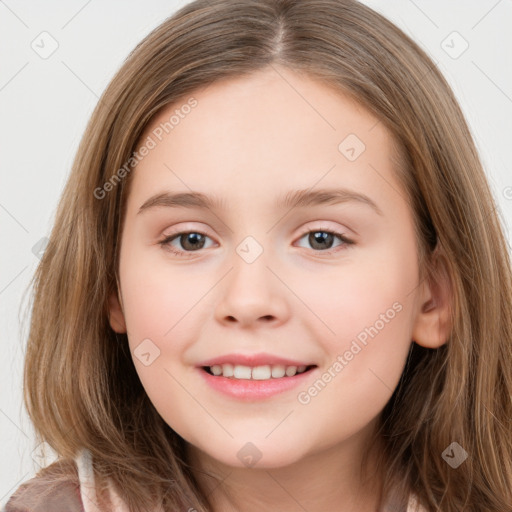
{"left": 108, "top": 290, "right": 127, "bottom": 333}
{"left": 411, "top": 250, "right": 453, "bottom": 349}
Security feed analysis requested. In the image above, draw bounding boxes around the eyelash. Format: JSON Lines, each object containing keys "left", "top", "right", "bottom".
{"left": 158, "top": 226, "right": 355, "bottom": 258}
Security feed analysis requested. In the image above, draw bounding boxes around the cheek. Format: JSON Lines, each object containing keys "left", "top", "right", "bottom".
{"left": 119, "top": 246, "right": 207, "bottom": 344}
{"left": 118, "top": 253, "right": 207, "bottom": 429}
{"left": 299, "top": 255, "right": 415, "bottom": 347}
{"left": 292, "top": 273, "right": 414, "bottom": 444}
{"left": 298, "top": 241, "right": 417, "bottom": 394}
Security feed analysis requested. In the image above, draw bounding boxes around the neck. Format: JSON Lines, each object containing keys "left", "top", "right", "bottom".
{"left": 185, "top": 423, "right": 386, "bottom": 512}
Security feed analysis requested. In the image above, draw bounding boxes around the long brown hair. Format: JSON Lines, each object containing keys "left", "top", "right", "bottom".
{"left": 21, "top": 0, "right": 512, "bottom": 510}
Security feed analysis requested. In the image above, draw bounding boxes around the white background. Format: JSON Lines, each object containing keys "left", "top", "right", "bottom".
{"left": 1, "top": 0, "right": 511, "bottom": 503}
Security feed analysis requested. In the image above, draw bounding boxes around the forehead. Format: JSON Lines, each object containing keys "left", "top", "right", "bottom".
{"left": 127, "top": 66, "right": 403, "bottom": 214}
{"left": 142, "top": 66, "right": 382, "bottom": 146}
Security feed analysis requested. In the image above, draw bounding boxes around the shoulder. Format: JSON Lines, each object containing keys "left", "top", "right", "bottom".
{"left": 3, "top": 459, "right": 84, "bottom": 512}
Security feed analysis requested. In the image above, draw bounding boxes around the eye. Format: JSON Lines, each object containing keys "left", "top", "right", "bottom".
{"left": 158, "top": 231, "right": 215, "bottom": 258}
{"left": 295, "top": 226, "right": 354, "bottom": 255}
{"left": 158, "top": 226, "right": 355, "bottom": 258}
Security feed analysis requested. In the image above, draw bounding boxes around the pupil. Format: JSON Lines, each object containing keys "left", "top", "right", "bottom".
{"left": 182, "top": 233, "right": 205, "bottom": 250}
{"left": 310, "top": 231, "right": 333, "bottom": 250}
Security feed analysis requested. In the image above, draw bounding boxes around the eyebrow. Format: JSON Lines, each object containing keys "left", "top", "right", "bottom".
{"left": 137, "top": 187, "right": 383, "bottom": 216}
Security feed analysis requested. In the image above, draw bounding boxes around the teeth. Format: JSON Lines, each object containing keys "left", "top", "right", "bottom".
{"left": 252, "top": 365, "right": 271, "bottom": 380}
{"left": 208, "top": 363, "right": 310, "bottom": 380}
{"left": 271, "top": 365, "right": 286, "bottom": 378}
{"left": 234, "top": 365, "right": 252, "bottom": 379}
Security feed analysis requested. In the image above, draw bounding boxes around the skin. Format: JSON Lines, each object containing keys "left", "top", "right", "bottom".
{"left": 108, "top": 65, "right": 452, "bottom": 512}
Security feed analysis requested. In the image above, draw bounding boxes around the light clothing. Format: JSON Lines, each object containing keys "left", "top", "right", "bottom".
{"left": 75, "top": 448, "right": 428, "bottom": 512}
{"left": 76, "top": 449, "right": 129, "bottom": 512}
{"left": 4, "top": 448, "right": 427, "bottom": 511}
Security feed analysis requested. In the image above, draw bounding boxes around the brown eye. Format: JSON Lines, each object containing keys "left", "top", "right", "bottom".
{"left": 159, "top": 231, "right": 214, "bottom": 257}
{"left": 295, "top": 228, "right": 354, "bottom": 255}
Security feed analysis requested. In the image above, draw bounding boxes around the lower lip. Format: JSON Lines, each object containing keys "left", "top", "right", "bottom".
{"left": 197, "top": 366, "right": 318, "bottom": 401}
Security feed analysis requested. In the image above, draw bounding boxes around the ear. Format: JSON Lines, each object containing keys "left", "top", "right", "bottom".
{"left": 411, "top": 246, "right": 453, "bottom": 349}
{"left": 108, "top": 288, "right": 127, "bottom": 333}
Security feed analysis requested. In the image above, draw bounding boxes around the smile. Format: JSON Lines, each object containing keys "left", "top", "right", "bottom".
{"left": 203, "top": 363, "right": 316, "bottom": 380}
{"left": 198, "top": 364, "right": 318, "bottom": 401}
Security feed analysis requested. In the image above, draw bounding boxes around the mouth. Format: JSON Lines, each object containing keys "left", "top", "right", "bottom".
{"left": 201, "top": 363, "right": 318, "bottom": 380}
{"left": 197, "top": 363, "right": 320, "bottom": 400}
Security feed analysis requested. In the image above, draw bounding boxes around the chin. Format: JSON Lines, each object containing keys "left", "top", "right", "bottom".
{"left": 210, "top": 438, "right": 309, "bottom": 470}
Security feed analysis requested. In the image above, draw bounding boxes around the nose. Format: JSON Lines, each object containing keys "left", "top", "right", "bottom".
{"left": 214, "top": 249, "right": 290, "bottom": 329}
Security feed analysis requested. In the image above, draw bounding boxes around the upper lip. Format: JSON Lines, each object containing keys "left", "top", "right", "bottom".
{"left": 197, "top": 352, "right": 316, "bottom": 368}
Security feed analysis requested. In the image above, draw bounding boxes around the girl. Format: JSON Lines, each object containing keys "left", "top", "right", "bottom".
{"left": 5, "top": 0, "right": 512, "bottom": 511}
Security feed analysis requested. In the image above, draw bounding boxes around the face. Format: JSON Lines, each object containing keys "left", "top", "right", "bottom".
{"left": 109, "top": 65, "right": 441, "bottom": 472}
